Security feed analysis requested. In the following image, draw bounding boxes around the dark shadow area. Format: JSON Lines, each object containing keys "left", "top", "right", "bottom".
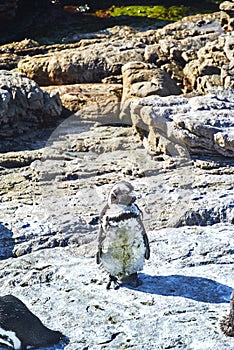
{"left": 126, "top": 274, "right": 233, "bottom": 304}
{"left": 0, "top": 119, "right": 67, "bottom": 153}
{"left": 0, "top": 0, "right": 220, "bottom": 44}
{"left": 52, "top": 0, "right": 221, "bottom": 12}
{"left": 32, "top": 335, "right": 70, "bottom": 350}
{"left": 0, "top": 223, "right": 15, "bottom": 260}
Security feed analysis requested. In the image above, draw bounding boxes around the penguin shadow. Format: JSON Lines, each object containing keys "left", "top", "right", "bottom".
{"left": 126, "top": 274, "right": 233, "bottom": 304}
{"left": 0, "top": 341, "right": 69, "bottom": 350}
{"left": 31, "top": 340, "right": 69, "bottom": 350}
{"left": 0, "top": 223, "right": 15, "bottom": 260}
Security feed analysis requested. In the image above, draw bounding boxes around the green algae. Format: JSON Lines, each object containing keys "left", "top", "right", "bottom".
{"left": 97, "top": 5, "right": 189, "bottom": 22}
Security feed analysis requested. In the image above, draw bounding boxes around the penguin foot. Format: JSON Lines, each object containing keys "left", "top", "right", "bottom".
{"left": 106, "top": 275, "right": 120, "bottom": 290}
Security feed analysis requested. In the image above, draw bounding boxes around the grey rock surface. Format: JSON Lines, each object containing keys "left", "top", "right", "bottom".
{"left": 120, "top": 61, "right": 181, "bottom": 123}
{"left": 0, "top": 8, "right": 234, "bottom": 350}
{"left": 0, "top": 70, "right": 62, "bottom": 141}
{"left": 0, "top": 101, "right": 233, "bottom": 348}
{"left": 128, "top": 89, "right": 234, "bottom": 158}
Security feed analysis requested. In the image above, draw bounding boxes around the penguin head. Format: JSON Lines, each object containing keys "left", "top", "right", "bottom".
{"left": 108, "top": 181, "right": 136, "bottom": 206}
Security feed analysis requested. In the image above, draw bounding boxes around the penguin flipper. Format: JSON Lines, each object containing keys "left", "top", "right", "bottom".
{"left": 96, "top": 248, "right": 102, "bottom": 264}
{"left": 144, "top": 233, "right": 150, "bottom": 260}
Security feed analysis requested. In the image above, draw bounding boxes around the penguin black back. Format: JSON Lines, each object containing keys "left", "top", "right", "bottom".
{"left": 0, "top": 295, "right": 63, "bottom": 349}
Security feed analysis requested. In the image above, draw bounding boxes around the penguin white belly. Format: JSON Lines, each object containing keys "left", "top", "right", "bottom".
{"left": 102, "top": 217, "right": 145, "bottom": 276}
{"left": 0, "top": 327, "right": 21, "bottom": 350}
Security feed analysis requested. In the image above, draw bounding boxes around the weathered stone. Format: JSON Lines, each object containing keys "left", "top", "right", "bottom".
{"left": 220, "top": 0, "right": 234, "bottom": 31}
{"left": 122, "top": 61, "right": 181, "bottom": 99}
{"left": 18, "top": 36, "right": 145, "bottom": 86}
{"left": 0, "top": 100, "right": 233, "bottom": 349}
{"left": 120, "top": 61, "right": 181, "bottom": 123}
{"left": 224, "top": 35, "right": 234, "bottom": 61}
{"left": 0, "top": 10, "right": 233, "bottom": 350}
{"left": 221, "top": 64, "right": 234, "bottom": 89}
{"left": 183, "top": 37, "right": 229, "bottom": 93}
{"left": 129, "top": 89, "right": 234, "bottom": 157}
{"left": 42, "top": 83, "right": 122, "bottom": 122}
{"left": 220, "top": 1, "right": 234, "bottom": 16}
{"left": 0, "top": 225, "right": 233, "bottom": 349}
{"left": 0, "top": 70, "right": 62, "bottom": 139}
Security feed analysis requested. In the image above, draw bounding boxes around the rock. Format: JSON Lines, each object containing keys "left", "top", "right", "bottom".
{"left": 220, "top": 1, "right": 234, "bottom": 15}
{"left": 9, "top": 10, "right": 232, "bottom": 95}
{"left": 220, "top": 1, "right": 234, "bottom": 31}
{"left": 17, "top": 33, "right": 145, "bottom": 86}
{"left": 0, "top": 9, "right": 233, "bottom": 350}
{"left": 0, "top": 70, "right": 62, "bottom": 140}
{"left": 183, "top": 36, "right": 228, "bottom": 93}
{"left": 128, "top": 89, "right": 234, "bottom": 157}
{"left": 42, "top": 83, "right": 122, "bottom": 122}
{"left": 0, "top": 224, "right": 233, "bottom": 349}
{"left": 0, "top": 100, "right": 233, "bottom": 349}
{"left": 120, "top": 61, "right": 181, "bottom": 124}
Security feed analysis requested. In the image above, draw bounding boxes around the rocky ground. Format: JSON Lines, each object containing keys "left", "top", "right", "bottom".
{"left": 0, "top": 108, "right": 233, "bottom": 349}
{"left": 0, "top": 2, "right": 234, "bottom": 350}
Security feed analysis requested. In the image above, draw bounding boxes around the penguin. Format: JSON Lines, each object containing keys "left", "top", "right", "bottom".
{"left": 220, "top": 289, "right": 234, "bottom": 337}
{"left": 0, "top": 295, "right": 65, "bottom": 350}
{"left": 96, "top": 181, "right": 150, "bottom": 289}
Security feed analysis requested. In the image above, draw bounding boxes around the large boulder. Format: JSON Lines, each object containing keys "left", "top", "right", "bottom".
{"left": 128, "top": 89, "right": 234, "bottom": 157}
{"left": 120, "top": 61, "right": 182, "bottom": 123}
{"left": 17, "top": 29, "right": 145, "bottom": 86}
{"left": 0, "top": 70, "right": 62, "bottom": 139}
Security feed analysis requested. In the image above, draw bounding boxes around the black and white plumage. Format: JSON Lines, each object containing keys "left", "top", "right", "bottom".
{"left": 96, "top": 181, "right": 150, "bottom": 289}
{"left": 0, "top": 295, "right": 64, "bottom": 350}
{"left": 220, "top": 289, "right": 234, "bottom": 337}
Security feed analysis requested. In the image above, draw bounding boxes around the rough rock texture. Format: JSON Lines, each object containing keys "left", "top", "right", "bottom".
{"left": 0, "top": 115, "right": 233, "bottom": 349}
{"left": 0, "top": 39, "right": 39, "bottom": 70}
{"left": 13, "top": 10, "right": 233, "bottom": 95}
{"left": 42, "top": 83, "right": 122, "bottom": 123}
{"left": 120, "top": 61, "right": 182, "bottom": 123}
{"left": 0, "top": 7, "right": 233, "bottom": 350}
{"left": 220, "top": 0, "right": 234, "bottom": 31}
{"left": 0, "top": 70, "right": 62, "bottom": 140}
{"left": 127, "top": 89, "right": 234, "bottom": 158}
{"left": 17, "top": 27, "right": 146, "bottom": 86}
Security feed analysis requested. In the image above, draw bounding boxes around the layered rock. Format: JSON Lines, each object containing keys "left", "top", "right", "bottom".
{"left": 13, "top": 10, "right": 233, "bottom": 95}
{"left": 120, "top": 61, "right": 181, "bottom": 123}
{"left": 0, "top": 70, "right": 62, "bottom": 142}
{"left": 0, "top": 70, "right": 233, "bottom": 348}
{"left": 42, "top": 83, "right": 122, "bottom": 123}
{"left": 221, "top": 289, "right": 234, "bottom": 337}
{"left": 128, "top": 89, "right": 234, "bottom": 158}
{"left": 17, "top": 28, "right": 145, "bottom": 86}
{"left": 0, "top": 117, "right": 233, "bottom": 349}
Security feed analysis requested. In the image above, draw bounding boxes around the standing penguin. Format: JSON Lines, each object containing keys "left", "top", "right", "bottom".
{"left": 220, "top": 289, "right": 234, "bottom": 337}
{"left": 0, "top": 295, "right": 64, "bottom": 350}
{"left": 96, "top": 181, "right": 150, "bottom": 289}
